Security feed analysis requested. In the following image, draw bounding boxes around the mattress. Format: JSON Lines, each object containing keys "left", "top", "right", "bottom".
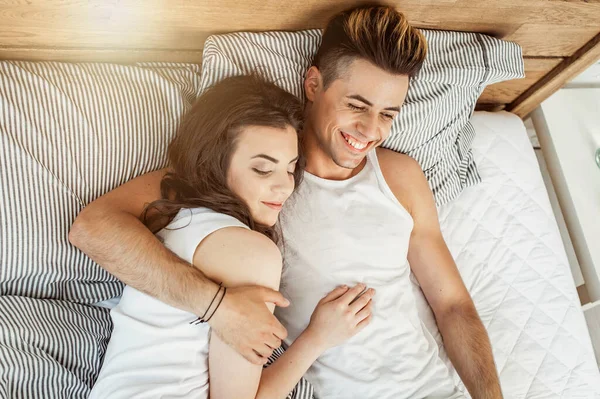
{"left": 414, "top": 111, "right": 600, "bottom": 398}
{"left": 89, "top": 112, "right": 600, "bottom": 397}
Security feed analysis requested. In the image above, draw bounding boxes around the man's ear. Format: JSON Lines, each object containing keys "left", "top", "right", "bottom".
{"left": 304, "top": 66, "right": 322, "bottom": 102}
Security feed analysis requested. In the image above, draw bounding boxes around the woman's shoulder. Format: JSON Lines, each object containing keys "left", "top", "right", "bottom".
{"left": 176, "top": 207, "right": 281, "bottom": 262}
{"left": 167, "top": 207, "right": 248, "bottom": 231}
{"left": 193, "top": 226, "right": 282, "bottom": 289}
{"left": 197, "top": 227, "right": 282, "bottom": 270}
{"left": 157, "top": 207, "right": 252, "bottom": 265}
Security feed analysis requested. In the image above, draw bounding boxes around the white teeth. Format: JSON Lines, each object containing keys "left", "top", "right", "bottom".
{"left": 343, "top": 134, "right": 367, "bottom": 150}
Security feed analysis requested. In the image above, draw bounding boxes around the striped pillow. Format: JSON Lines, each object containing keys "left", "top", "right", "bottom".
{"left": 0, "top": 296, "right": 314, "bottom": 399}
{"left": 0, "top": 296, "right": 112, "bottom": 399}
{"left": 0, "top": 61, "right": 201, "bottom": 303}
{"left": 0, "top": 61, "right": 315, "bottom": 399}
{"left": 200, "top": 29, "right": 524, "bottom": 205}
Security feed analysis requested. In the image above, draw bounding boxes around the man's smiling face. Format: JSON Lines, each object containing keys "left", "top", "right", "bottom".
{"left": 305, "top": 58, "right": 410, "bottom": 171}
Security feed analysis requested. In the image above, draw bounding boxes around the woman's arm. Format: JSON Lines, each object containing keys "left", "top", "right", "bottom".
{"left": 255, "top": 284, "right": 373, "bottom": 399}
{"left": 194, "top": 226, "right": 283, "bottom": 398}
{"left": 194, "top": 225, "right": 374, "bottom": 399}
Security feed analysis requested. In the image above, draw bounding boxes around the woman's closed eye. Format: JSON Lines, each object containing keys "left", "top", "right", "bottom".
{"left": 252, "top": 168, "right": 272, "bottom": 176}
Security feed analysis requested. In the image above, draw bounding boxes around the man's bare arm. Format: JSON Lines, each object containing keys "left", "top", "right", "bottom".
{"left": 69, "top": 169, "right": 289, "bottom": 364}
{"left": 378, "top": 149, "right": 502, "bottom": 398}
{"left": 409, "top": 232, "right": 502, "bottom": 398}
{"left": 69, "top": 169, "right": 211, "bottom": 313}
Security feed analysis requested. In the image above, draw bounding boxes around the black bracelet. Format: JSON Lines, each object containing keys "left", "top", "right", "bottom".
{"left": 190, "top": 283, "right": 222, "bottom": 325}
{"left": 204, "top": 286, "right": 227, "bottom": 323}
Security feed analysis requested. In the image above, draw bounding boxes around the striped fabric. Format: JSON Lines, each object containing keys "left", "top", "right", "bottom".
{"left": 0, "top": 296, "right": 112, "bottom": 399}
{"left": 0, "top": 61, "right": 201, "bottom": 303}
{"left": 0, "top": 61, "right": 314, "bottom": 398}
{"left": 200, "top": 29, "right": 524, "bottom": 205}
{"left": 0, "top": 295, "right": 312, "bottom": 399}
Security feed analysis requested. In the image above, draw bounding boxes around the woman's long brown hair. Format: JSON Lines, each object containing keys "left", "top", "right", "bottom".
{"left": 143, "top": 74, "right": 305, "bottom": 242}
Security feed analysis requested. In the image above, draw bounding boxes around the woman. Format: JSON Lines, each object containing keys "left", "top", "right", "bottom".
{"left": 90, "top": 75, "right": 374, "bottom": 399}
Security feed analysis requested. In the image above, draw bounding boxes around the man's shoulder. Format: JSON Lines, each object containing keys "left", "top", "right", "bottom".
{"left": 375, "top": 148, "right": 429, "bottom": 214}
{"left": 375, "top": 148, "right": 424, "bottom": 185}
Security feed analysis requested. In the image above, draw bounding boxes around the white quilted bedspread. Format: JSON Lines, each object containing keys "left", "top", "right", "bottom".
{"left": 417, "top": 111, "right": 600, "bottom": 398}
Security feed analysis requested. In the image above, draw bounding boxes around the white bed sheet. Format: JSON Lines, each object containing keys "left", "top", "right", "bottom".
{"left": 93, "top": 111, "right": 600, "bottom": 397}
{"left": 416, "top": 111, "right": 600, "bottom": 398}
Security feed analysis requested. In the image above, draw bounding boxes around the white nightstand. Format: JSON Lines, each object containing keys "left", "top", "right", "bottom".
{"left": 532, "top": 88, "right": 600, "bottom": 300}
{"left": 531, "top": 88, "right": 600, "bottom": 366}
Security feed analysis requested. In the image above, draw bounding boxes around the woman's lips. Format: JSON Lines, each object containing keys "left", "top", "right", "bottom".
{"left": 262, "top": 201, "right": 283, "bottom": 211}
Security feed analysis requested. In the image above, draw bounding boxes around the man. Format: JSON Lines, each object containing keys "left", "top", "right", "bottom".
{"left": 70, "top": 4, "right": 502, "bottom": 398}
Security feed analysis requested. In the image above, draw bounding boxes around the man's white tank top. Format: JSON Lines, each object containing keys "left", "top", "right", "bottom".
{"left": 276, "top": 150, "right": 464, "bottom": 399}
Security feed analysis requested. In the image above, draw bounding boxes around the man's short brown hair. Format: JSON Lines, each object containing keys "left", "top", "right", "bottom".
{"left": 313, "top": 5, "right": 427, "bottom": 89}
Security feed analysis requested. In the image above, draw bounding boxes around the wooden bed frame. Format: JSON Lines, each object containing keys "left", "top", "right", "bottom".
{"left": 1, "top": 0, "right": 599, "bottom": 118}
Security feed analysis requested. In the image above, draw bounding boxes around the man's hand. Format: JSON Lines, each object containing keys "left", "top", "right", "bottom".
{"left": 209, "top": 285, "right": 290, "bottom": 365}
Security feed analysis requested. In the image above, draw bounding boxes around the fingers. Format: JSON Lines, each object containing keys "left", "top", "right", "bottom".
{"left": 265, "top": 333, "right": 282, "bottom": 350}
{"left": 319, "top": 285, "right": 349, "bottom": 304}
{"left": 338, "top": 283, "right": 367, "bottom": 306}
{"left": 253, "top": 344, "right": 273, "bottom": 360}
{"left": 245, "top": 349, "right": 267, "bottom": 365}
{"left": 354, "top": 302, "right": 372, "bottom": 324}
{"left": 349, "top": 288, "right": 375, "bottom": 314}
{"left": 355, "top": 313, "right": 373, "bottom": 332}
{"left": 259, "top": 287, "right": 290, "bottom": 307}
{"left": 271, "top": 318, "right": 288, "bottom": 341}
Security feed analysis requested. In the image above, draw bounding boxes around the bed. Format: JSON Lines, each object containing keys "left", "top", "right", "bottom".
{"left": 432, "top": 111, "right": 600, "bottom": 397}
{"left": 1, "top": 1, "right": 600, "bottom": 398}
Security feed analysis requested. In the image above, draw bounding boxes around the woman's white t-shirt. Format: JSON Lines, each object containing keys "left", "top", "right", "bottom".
{"left": 90, "top": 208, "right": 248, "bottom": 399}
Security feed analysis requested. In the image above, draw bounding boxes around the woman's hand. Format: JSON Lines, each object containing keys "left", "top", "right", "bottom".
{"left": 304, "top": 283, "right": 374, "bottom": 350}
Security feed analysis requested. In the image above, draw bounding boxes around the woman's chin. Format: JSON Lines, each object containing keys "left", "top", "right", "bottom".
{"left": 263, "top": 217, "right": 278, "bottom": 227}
{"left": 252, "top": 213, "right": 278, "bottom": 227}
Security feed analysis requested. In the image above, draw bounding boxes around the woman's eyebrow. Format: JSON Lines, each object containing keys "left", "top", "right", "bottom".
{"left": 251, "top": 154, "right": 279, "bottom": 163}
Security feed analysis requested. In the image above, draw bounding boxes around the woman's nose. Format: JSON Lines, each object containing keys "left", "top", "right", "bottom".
{"left": 273, "top": 172, "right": 294, "bottom": 197}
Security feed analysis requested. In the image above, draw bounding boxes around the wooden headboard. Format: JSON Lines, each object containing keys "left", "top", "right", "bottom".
{"left": 1, "top": 0, "right": 599, "bottom": 118}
